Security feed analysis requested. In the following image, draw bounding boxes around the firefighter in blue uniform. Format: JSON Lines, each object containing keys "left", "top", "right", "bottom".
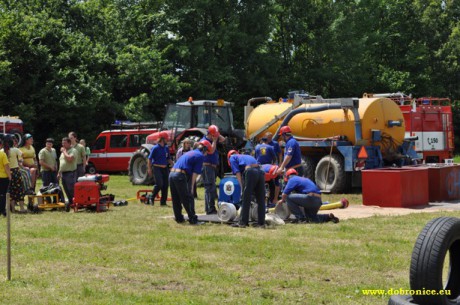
{"left": 228, "top": 150, "right": 265, "bottom": 228}
{"left": 261, "top": 164, "right": 280, "bottom": 208}
{"left": 265, "top": 132, "right": 282, "bottom": 164}
{"left": 276, "top": 126, "right": 304, "bottom": 177}
{"left": 278, "top": 169, "right": 339, "bottom": 223}
{"left": 201, "top": 125, "right": 225, "bottom": 214}
{"left": 169, "top": 140, "right": 212, "bottom": 225}
{"left": 254, "top": 137, "right": 277, "bottom": 165}
{"left": 147, "top": 131, "right": 173, "bottom": 206}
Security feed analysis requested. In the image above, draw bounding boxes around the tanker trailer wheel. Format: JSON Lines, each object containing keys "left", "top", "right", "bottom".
{"left": 301, "top": 155, "right": 317, "bottom": 181}
{"left": 409, "top": 217, "right": 460, "bottom": 305}
{"left": 129, "top": 149, "right": 154, "bottom": 185}
{"left": 315, "top": 154, "right": 346, "bottom": 193}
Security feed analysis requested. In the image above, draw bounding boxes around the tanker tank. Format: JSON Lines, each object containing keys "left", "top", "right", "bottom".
{"left": 246, "top": 97, "right": 406, "bottom": 156}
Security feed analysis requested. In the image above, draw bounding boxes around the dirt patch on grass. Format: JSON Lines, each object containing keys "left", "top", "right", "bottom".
{"left": 327, "top": 201, "right": 460, "bottom": 220}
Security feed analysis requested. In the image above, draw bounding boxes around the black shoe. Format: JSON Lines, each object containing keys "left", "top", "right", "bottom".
{"left": 251, "top": 223, "right": 266, "bottom": 229}
{"left": 291, "top": 218, "right": 307, "bottom": 224}
{"left": 231, "top": 223, "right": 247, "bottom": 228}
{"left": 176, "top": 218, "right": 186, "bottom": 224}
{"left": 190, "top": 221, "right": 205, "bottom": 225}
{"left": 329, "top": 213, "right": 339, "bottom": 223}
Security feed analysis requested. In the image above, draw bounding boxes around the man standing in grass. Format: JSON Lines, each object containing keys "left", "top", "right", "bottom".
{"left": 39, "top": 138, "right": 58, "bottom": 187}
{"left": 58, "top": 137, "right": 77, "bottom": 206}
{"left": 68, "top": 132, "right": 86, "bottom": 179}
{"left": 169, "top": 140, "right": 212, "bottom": 225}
{"left": 228, "top": 150, "right": 266, "bottom": 228}
{"left": 147, "top": 131, "right": 173, "bottom": 206}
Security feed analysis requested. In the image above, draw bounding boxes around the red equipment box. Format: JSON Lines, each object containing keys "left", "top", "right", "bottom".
{"left": 424, "top": 164, "right": 460, "bottom": 202}
{"left": 362, "top": 167, "right": 429, "bottom": 207}
{"left": 73, "top": 174, "right": 111, "bottom": 212}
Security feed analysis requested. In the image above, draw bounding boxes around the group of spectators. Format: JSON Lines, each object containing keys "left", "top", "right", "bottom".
{"left": 0, "top": 132, "right": 90, "bottom": 216}
{"left": 147, "top": 124, "right": 340, "bottom": 227}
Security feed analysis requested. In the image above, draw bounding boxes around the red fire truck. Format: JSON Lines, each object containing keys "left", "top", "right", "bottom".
{"left": 364, "top": 93, "right": 454, "bottom": 163}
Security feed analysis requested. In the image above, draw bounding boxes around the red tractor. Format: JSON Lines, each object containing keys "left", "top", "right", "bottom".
{"left": 128, "top": 98, "right": 246, "bottom": 185}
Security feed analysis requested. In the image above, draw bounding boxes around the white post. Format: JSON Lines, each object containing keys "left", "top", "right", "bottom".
{"left": 6, "top": 193, "right": 11, "bottom": 281}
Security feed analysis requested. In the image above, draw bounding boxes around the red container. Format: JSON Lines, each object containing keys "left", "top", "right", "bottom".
{"left": 425, "top": 164, "right": 460, "bottom": 202}
{"left": 362, "top": 167, "right": 429, "bottom": 207}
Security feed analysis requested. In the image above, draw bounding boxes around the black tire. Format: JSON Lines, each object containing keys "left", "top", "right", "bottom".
{"left": 388, "top": 295, "right": 418, "bottom": 305}
{"left": 129, "top": 149, "right": 154, "bottom": 185}
{"left": 87, "top": 163, "right": 97, "bottom": 175}
{"left": 410, "top": 217, "right": 460, "bottom": 305}
{"left": 315, "top": 154, "right": 347, "bottom": 193}
{"left": 301, "top": 155, "right": 317, "bottom": 181}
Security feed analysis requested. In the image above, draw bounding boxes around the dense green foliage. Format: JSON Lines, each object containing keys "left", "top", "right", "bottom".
{"left": 0, "top": 0, "right": 459, "bottom": 145}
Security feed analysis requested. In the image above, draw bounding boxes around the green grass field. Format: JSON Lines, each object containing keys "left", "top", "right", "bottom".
{"left": 0, "top": 175, "right": 459, "bottom": 305}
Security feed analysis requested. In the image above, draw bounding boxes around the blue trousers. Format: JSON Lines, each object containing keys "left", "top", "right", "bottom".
{"left": 286, "top": 193, "right": 329, "bottom": 223}
{"left": 152, "top": 167, "right": 169, "bottom": 205}
{"left": 239, "top": 167, "right": 266, "bottom": 226}
{"left": 169, "top": 171, "right": 198, "bottom": 224}
{"left": 61, "top": 171, "right": 76, "bottom": 204}
{"left": 202, "top": 165, "right": 217, "bottom": 213}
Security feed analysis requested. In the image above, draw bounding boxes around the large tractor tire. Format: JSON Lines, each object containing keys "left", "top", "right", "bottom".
{"left": 410, "top": 217, "right": 460, "bottom": 305}
{"left": 129, "top": 148, "right": 154, "bottom": 185}
{"left": 315, "top": 154, "right": 347, "bottom": 193}
{"left": 301, "top": 155, "right": 317, "bottom": 181}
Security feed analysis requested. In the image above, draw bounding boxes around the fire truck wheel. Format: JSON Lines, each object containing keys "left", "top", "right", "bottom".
{"left": 301, "top": 155, "right": 317, "bottom": 181}
{"left": 315, "top": 154, "right": 346, "bottom": 193}
{"left": 129, "top": 150, "right": 154, "bottom": 185}
{"left": 410, "top": 217, "right": 460, "bottom": 305}
{"left": 87, "top": 164, "right": 96, "bottom": 175}
{"left": 387, "top": 295, "right": 418, "bottom": 305}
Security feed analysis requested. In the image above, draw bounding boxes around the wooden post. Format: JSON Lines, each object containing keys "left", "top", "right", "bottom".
{"left": 6, "top": 193, "right": 11, "bottom": 281}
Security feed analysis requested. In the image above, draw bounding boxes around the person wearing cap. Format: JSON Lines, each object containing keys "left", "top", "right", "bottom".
{"left": 20, "top": 133, "right": 38, "bottom": 191}
{"left": 201, "top": 125, "right": 225, "bottom": 215}
{"left": 39, "top": 138, "right": 58, "bottom": 187}
{"left": 169, "top": 140, "right": 211, "bottom": 225}
{"left": 0, "top": 138, "right": 11, "bottom": 217}
{"left": 255, "top": 137, "right": 277, "bottom": 165}
{"left": 57, "top": 137, "right": 77, "bottom": 206}
{"left": 147, "top": 131, "right": 173, "bottom": 206}
{"left": 261, "top": 164, "right": 281, "bottom": 208}
{"left": 228, "top": 150, "right": 266, "bottom": 228}
{"left": 278, "top": 169, "right": 339, "bottom": 224}
{"left": 264, "top": 132, "right": 282, "bottom": 164}
{"left": 68, "top": 132, "right": 87, "bottom": 179}
{"left": 276, "top": 126, "right": 303, "bottom": 177}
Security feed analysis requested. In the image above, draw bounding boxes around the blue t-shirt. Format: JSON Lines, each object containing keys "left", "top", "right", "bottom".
{"left": 229, "top": 154, "right": 258, "bottom": 174}
{"left": 173, "top": 149, "right": 204, "bottom": 176}
{"left": 268, "top": 140, "right": 281, "bottom": 157}
{"left": 255, "top": 143, "right": 276, "bottom": 165}
{"left": 201, "top": 135, "right": 219, "bottom": 165}
{"left": 283, "top": 176, "right": 320, "bottom": 195}
{"left": 148, "top": 144, "right": 170, "bottom": 166}
{"left": 284, "top": 137, "right": 302, "bottom": 168}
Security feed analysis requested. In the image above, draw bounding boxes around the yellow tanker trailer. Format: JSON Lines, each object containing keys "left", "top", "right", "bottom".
{"left": 245, "top": 93, "right": 417, "bottom": 193}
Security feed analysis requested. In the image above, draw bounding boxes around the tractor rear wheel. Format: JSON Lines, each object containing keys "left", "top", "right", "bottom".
{"left": 301, "top": 155, "right": 317, "bottom": 181}
{"left": 315, "top": 154, "right": 346, "bottom": 193}
{"left": 129, "top": 149, "right": 154, "bottom": 185}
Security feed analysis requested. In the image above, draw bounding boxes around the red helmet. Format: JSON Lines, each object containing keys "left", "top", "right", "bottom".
{"left": 284, "top": 168, "right": 298, "bottom": 182}
{"left": 199, "top": 140, "right": 212, "bottom": 152}
{"left": 227, "top": 150, "right": 238, "bottom": 166}
{"left": 208, "top": 125, "right": 220, "bottom": 137}
{"left": 265, "top": 165, "right": 279, "bottom": 182}
{"left": 159, "top": 131, "right": 169, "bottom": 141}
{"left": 279, "top": 126, "right": 292, "bottom": 135}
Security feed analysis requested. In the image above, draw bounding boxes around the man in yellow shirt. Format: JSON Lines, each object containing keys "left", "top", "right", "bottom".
{"left": 39, "top": 138, "right": 58, "bottom": 187}
{"left": 57, "top": 137, "right": 76, "bottom": 205}
{"left": 0, "top": 138, "right": 11, "bottom": 217}
{"left": 19, "top": 133, "right": 38, "bottom": 191}
{"left": 68, "top": 132, "right": 86, "bottom": 179}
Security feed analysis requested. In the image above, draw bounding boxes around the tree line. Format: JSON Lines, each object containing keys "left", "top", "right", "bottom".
{"left": 0, "top": 0, "right": 459, "bottom": 148}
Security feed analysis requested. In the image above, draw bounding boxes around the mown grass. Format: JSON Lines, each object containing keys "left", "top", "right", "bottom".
{"left": 0, "top": 175, "right": 459, "bottom": 305}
